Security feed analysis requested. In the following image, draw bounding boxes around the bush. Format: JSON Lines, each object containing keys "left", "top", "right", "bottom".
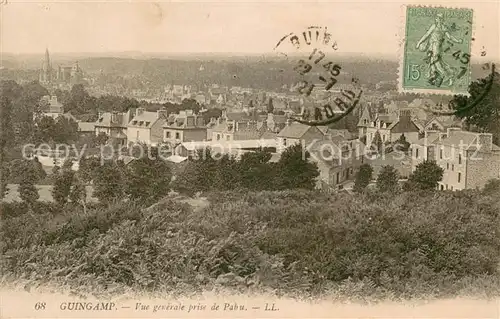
{"left": 1, "top": 189, "right": 500, "bottom": 300}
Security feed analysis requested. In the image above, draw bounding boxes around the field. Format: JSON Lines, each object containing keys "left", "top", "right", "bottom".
{"left": 1, "top": 189, "right": 500, "bottom": 301}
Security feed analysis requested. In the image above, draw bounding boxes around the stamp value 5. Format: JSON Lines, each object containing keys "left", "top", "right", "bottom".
{"left": 400, "top": 6, "right": 473, "bottom": 95}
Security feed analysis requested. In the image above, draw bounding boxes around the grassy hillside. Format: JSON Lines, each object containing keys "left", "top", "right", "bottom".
{"left": 1, "top": 189, "right": 500, "bottom": 301}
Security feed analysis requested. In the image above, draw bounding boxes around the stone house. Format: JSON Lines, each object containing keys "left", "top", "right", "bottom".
{"left": 411, "top": 128, "right": 500, "bottom": 191}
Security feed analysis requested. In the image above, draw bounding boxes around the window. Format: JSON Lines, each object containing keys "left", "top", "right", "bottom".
{"left": 136, "top": 131, "right": 139, "bottom": 141}
{"left": 217, "top": 134, "right": 221, "bottom": 141}
{"left": 458, "top": 154, "right": 462, "bottom": 164}
{"left": 226, "top": 135, "right": 230, "bottom": 141}
{"left": 175, "top": 132, "right": 180, "bottom": 139}
{"left": 416, "top": 148, "right": 419, "bottom": 158}
{"left": 450, "top": 186, "right": 453, "bottom": 191}
{"left": 447, "top": 163, "right": 449, "bottom": 170}
{"left": 452, "top": 164, "right": 454, "bottom": 171}
{"left": 458, "top": 173, "right": 461, "bottom": 183}
{"left": 166, "top": 131, "right": 171, "bottom": 138}
{"left": 440, "top": 149, "right": 443, "bottom": 159}
{"left": 446, "top": 184, "right": 448, "bottom": 190}
{"left": 336, "top": 172, "right": 339, "bottom": 184}
{"left": 440, "top": 184, "right": 444, "bottom": 190}
{"left": 283, "top": 138, "right": 287, "bottom": 146}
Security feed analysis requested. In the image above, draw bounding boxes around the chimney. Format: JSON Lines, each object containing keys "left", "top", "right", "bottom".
{"left": 221, "top": 109, "right": 227, "bottom": 119}
{"left": 111, "top": 111, "right": 118, "bottom": 124}
{"left": 136, "top": 108, "right": 145, "bottom": 117}
{"left": 186, "top": 115, "right": 195, "bottom": 127}
{"left": 157, "top": 107, "right": 167, "bottom": 119}
{"left": 126, "top": 108, "right": 136, "bottom": 123}
{"left": 477, "top": 133, "right": 493, "bottom": 152}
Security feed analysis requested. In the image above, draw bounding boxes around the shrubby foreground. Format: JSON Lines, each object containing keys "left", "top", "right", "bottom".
{"left": 1, "top": 189, "right": 500, "bottom": 301}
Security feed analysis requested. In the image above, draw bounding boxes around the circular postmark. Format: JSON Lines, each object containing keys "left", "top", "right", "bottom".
{"left": 273, "top": 26, "right": 363, "bottom": 126}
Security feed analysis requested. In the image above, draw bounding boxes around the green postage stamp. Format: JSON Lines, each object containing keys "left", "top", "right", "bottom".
{"left": 400, "top": 6, "right": 473, "bottom": 95}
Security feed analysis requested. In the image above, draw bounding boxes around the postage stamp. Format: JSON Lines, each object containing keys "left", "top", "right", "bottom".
{"left": 273, "top": 26, "right": 362, "bottom": 126}
{"left": 400, "top": 5, "right": 474, "bottom": 95}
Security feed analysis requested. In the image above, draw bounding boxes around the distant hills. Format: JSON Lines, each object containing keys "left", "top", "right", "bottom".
{"left": 0, "top": 52, "right": 494, "bottom": 90}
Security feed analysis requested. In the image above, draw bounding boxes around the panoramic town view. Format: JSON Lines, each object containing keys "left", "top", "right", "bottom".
{"left": 1, "top": 1, "right": 500, "bottom": 316}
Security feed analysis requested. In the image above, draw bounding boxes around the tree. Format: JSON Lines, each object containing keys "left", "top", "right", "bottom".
{"left": 172, "top": 148, "right": 218, "bottom": 196}
{"left": 0, "top": 162, "right": 9, "bottom": 200}
{"left": 8, "top": 158, "right": 46, "bottom": 184}
{"left": 34, "top": 116, "right": 57, "bottom": 144}
{"left": 451, "top": 71, "right": 500, "bottom": 144}
{"left": 376, "top": 165, "right": 399, "bottom": 193}
{"left": 267, "top": 97, "right": 274, "bottom": 114}
{"left": 69, "top": 175, "right": 87, "bottom": 213}
{"left": 406, "top": 160, "right": 444, "bottom": 191}
{"left": 172, "top": 158, "right": 204, "bottom": 196}
{"left": 53, "top": 117, "right": 79, "bottom": 144}
{"left": 93, "top": 160, "right": 125, "bottom": 204}
{"left": 18, "top": 164, "right": 39, "bottom": 208}
{"left": 124, "top": 148, "right": 172, "bottom": 203}
{"left": 0, "top": 94, "right": 13, "bottom": 199}
{"left": 238, "top": 149, "right": 274, "bottom": 190}
{"left": 353, "top": 163, "right": 373, "bottom": 193}
{"left": 52, "top": 168, "right": 75, "bottom": 206}
{"left": 275, "top": 143, "right": 319, "bottom": 190}
{"left": 63, "top": 84, "right": 97, "bottom": 115}
{"left": 211, "top": 154, "right": 240, "bottom": 191}
{"left": 78, "top": 156, "right": 101, "bottom": 184}
{"left": 394, "top": 134, "right": 410, "bottom": 153}
{"left": 372, "top": 131, "right": 383, "bottom": 153}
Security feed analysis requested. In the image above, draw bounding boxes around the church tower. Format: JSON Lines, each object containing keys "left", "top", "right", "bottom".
{"left": 39, "top": 48, "right": 52, "bottom": 84}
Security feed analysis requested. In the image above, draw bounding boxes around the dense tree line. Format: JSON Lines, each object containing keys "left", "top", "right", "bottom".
{"left": 172, "top": 144, "right": 319, "bottom": 196}
{"left": 55, "top": 84, "right": 203, "bottom": 120}
{"left": 354, "top": 160, "right": 445, "bottom": 194}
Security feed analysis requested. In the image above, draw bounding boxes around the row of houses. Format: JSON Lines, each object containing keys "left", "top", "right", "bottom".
{"left": 37, "top": 95, "right": 500, "bottom": 191}
{"left": 89, "top": 105, "right": 368, "bottom": 189}
{"left": 357, "top": 103, "right": 500, "bottom": 191}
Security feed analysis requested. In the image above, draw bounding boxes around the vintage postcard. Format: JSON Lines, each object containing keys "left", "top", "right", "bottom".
{"left": 1, "top": 0, "right": 500, "bottom": 318}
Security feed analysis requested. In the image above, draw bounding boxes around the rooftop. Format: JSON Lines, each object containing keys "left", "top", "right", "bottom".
{"left": 129, "top": 111, "right": 161, "bottom": 128}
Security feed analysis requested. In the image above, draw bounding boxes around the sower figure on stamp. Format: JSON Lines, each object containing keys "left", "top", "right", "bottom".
{"left": 416, "top": 13, "right": 463, "bottom": 87}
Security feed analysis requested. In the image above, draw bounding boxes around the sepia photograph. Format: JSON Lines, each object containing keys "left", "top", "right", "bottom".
{"left": 1, "top": 0, "right": 500, "bottom": 318}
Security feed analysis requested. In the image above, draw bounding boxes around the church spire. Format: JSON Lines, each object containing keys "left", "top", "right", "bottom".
{"left": 43, "top": 47, "right": 51, "bottom": 69}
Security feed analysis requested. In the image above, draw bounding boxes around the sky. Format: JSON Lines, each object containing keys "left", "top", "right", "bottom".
{"left": 1, "top": 0, "right": 499, "bottom": 60}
